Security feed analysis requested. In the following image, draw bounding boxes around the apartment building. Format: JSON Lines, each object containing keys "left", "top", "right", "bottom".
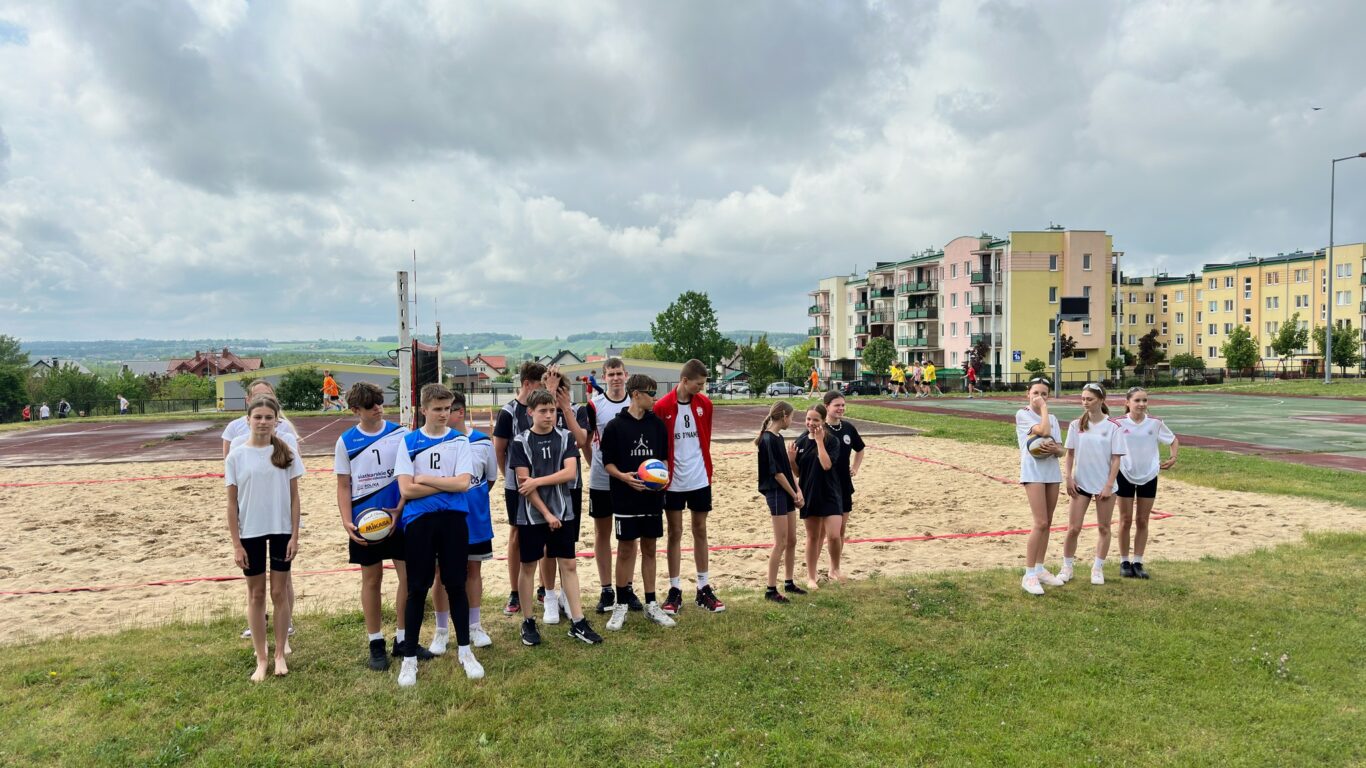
{"left": 807, "top": 275, "right": 852, "bottom": 382}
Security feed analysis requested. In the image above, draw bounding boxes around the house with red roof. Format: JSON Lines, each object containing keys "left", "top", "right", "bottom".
{"left": 166, "top": 348, "right": 264, "bottom": 377}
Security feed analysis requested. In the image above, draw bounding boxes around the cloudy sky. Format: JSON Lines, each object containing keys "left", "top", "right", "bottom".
{"left": 2, "top": 0, "right": 1365, "bottom": 341}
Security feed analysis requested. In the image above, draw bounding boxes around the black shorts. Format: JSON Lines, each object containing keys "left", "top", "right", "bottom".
{"left": 799, "top": 499, "right": 843, "bottom": 520}
{"left": 589, "top": 488, "right": 614, "bottom": 519}
{"left": 764, "top": 489, "right": 792, "bottom": 516}
{"left": 468, "top": 538, "right": 494, "bottom": 562}
{"left": 573, "top": 486, "right": 583, "bottom": 519}
{"left": 664, "top": 485, "right": 712, "bottom": 514}
{"left": 517, "top": 516, "right": 581, "bottom": 563}
{"left": 841, "top": 489, "right": 854, "bottom": 514}
{"left": 348, "top": 526, "right": 406, "bottom": 567}
{"left": 614, "top": 514, "right": 663, "bottom": 542}
{"left": 241, "top": 534, "right": 292, "bottom": 577}
{"left": 1117, "top": 474, "right": 1158, "bottom": 499}
{"left": 505, "top": 487, "right": 521, "bottom": 526}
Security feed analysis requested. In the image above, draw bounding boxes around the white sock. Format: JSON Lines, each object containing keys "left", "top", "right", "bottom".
{"left": 696, "top": 572, "right": 710, "bottom": 589}
{"left": 457, "top": 644, "right": 471, "bottom": 656}
{"left": 1063, "top": 556, "right": 1076, "bottom": 567}
{"left": 669, "top": 577, "right": 681, "bottom": 590}
{"left": 395, "top": 629, "right": 406, "bottom": 643}
{"left": 435, "top": 611, "right": 450, "bottom": 630}
{"left": 469, "top": 607, "right": 480, "bottom": 625}
{"left": 367, "top": 631, "right": 383, "bottom": 642}
{"left": 1132, "top": 554, "right": 1144, "bottom": 564}
{"left": 1094, "top": 558, "right": 1105, "bottom": 568}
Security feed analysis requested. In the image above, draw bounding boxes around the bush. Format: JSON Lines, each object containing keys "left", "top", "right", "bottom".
{"left": 277, "top": 366, "right": 324, "bottom": 410}
{"left": 0, "top": 366, "right": 27, "bottom": 422}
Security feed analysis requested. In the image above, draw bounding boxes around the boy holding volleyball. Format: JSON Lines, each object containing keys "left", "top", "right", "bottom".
{"left": 334, "top": 381, "right": 415, "bottom": 672}
{"left": 600, "top": 374, "right": 676, "bottom": 631}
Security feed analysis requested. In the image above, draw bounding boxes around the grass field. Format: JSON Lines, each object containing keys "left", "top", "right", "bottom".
{"left": 1, "top": 534, "right": 1361, "bottom": 766}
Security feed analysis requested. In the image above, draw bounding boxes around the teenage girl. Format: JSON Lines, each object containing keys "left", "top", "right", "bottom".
{"left": 1061, "top": 383, "right": 1127, "bottom": 586}
{"left": 1017, "top": 377, "right": 1066, "bottom": 595}
{"left": 789, "top": 403, "right": 842, "bottom": 590}
{"left": 911, "top": 362, "right": 925, "bottom": 397}
{"left": 1117, "top": 387, "right": 1178, "bottom": 579}
{"left": 823, "top": 391, "right": 865, "bottom": 542}
{"left": 755, "top": 401, "right": 802, "bottom": 602}
{"left": 225, "top": 395, "right": 303, "bottom": 681}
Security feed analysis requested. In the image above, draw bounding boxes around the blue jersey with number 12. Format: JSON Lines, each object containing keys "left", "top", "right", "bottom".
{"left": 393, "top": 428, "right": 472, "bottom": 528}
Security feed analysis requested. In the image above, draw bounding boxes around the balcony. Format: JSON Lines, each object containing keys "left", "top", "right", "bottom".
{"left": 854, "top": 347, "right": 863, "bottom": 359}
{"left": 808, "top": 326, "right": 827, "bottom": 337}
{"left": 854, "top": 301, "right": 869, "bottom": 311}
{"left": 896, "top": 336, "right": 912, "bottom": 346}
{"left": 970, "top": 270, "right": 993, "bottom": 285}
{"left": 897, "top": 283, "right": 914, "bottom": 295}
{"left": 854, "top": 325, "right": 869, "bottom": 335}
{"left": 970, "top": 302, "right": 1002, "bottom": 315}
{"left": 876, "top": 287, "right": 895, "bottom": 298}
{"left": 869, "top": 312, "right": 894, "bottom": 324}
{"left": 906, "top": 337, "right": 929, "bottom": 348}
{"left": 808, "top": 304, "right": 824, "bottom": 315}
{"left": 898, "top": 307, "right": 938, "bottom": 320}
{"left": 808, "top": 347, "right": 828, "bottom": 359}
{"left": 970, "top": 333, "right": 1002, "bottom": 346}
{"left": 1360, "top": 274, "right": 1366, "bottom": 285}
{"left": 910, "top": 281, "right": 936, "bottom": 293}
{"left": 1360, "top": 301, "right": 1366, "bottom": 313}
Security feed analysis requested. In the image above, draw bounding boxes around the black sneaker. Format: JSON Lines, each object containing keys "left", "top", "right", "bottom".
{"left": 367, "top": 638, "right": 390, "bottom": 671}
{"left": 503, "top": 593, "right": 521, "bottom": 616}
{"left": 536, "top": 585, "right": 546, "bottom": 604}
{"left": 620, "top": 589, "right": 645, "bottom": 612}
{"left": 1120, "top": 561, "right": 1136, "bottom": 578}
{"left": 696, "top": 585, "right": 726, "bottom": 613}
{"left": 765, "top": 589, "right": 791, "bottom": 604}
{"left": 783, "top": 582, "right": 808, "bottom": 595}
{"left": 568, "top": 618, "right": 604, "bottom": 645}
{"left": 521, "top": 618, "right": 542, "bottom": 646}
{"left": 661, "top": 587, "right": 684, "bottom": 616}
{"left": 595, "top": 589, "right": 615, "bottom": 614}
{"left": 392, "top": 638, "right": 436, "bottom": 660}
{"left": 1133, "top": 563, "right": 1150, "bottom": 580}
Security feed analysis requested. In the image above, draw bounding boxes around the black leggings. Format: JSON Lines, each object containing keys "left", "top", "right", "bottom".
{"left": 402, "top": 511, "right": 470, "bottom": 656}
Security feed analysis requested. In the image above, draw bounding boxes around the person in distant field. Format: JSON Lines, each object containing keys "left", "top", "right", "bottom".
{"left": 57, "top": 399, "right": 71, "bottom": 418}
{"left": 588, "top": 370, "right": 605, "bottom": 397}
{"left": 39, "top": 402, "right": 50, "bottom": 420}
{"left": 21, "top": 404, "right": 30, "bottom": 422}
{"left": 910, "top": 362, "right": 925, "bottom": 398}
{"left": 924, "top": 360, "right": 943, "bottom": 397}
{"left": 322, "top": 370, "right": 342, "bottom": 411}
{"left": 117, "top": 394, "right": 130, "bottom": 415}
{"left": 965, "top": 361, "right": 980, "bottom": 398}
{"left": 888, "top": 364, "right": 905, "bottom": 399}
{"left": 808, "top": 367, "right": 820, "bottom": 396}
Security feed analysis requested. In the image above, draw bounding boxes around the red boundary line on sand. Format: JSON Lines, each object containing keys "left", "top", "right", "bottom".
{"left": 0, "top": 445, "right": 1173, "bottom": 597}
{"left": 0, "top": 468, "right": 335, "bottom": 488}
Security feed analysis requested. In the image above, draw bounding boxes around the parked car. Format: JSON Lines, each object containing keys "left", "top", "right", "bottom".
{"left": 840, "top": 379, "right": 886, "bottom": 396}
{"left": 727, "top": 381, "right": 751, "bottom": 396}
{"left": 765, "top": 381, "right": 805, "bottom": 397}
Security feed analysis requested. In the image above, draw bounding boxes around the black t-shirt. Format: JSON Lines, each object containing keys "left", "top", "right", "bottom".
{"left": 509, "top": 427, "right": 578, "bottom": 525}
{"left": 600, "top": 409, "right": 668, "bottom": 517}
{"left": 756, "top": 431, "right": 794, "bottom": 494}
{"left": 794, "top": 431, "right": 841, "bottom": 516}
{"left": 495, "top": 398, "right": 579, "bottom": 487}
{"left": 825, "top": 419, "right": 866, "bottom": 495}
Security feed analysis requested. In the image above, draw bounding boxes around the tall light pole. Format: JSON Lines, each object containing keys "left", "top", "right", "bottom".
{"left": 1325, "top": 152, "right": 1366, "bottom": 383}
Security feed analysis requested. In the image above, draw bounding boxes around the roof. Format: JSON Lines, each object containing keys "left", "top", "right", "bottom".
{"left": 475, "top": 354, "right": 508, "bottom": 370}
{"left": 32, "top": 358, "right": 91, "bottom": 374}
{"left": 118, "top": 360, "right": 165, "bottom": 376}
{"left": 166, "top": 348, "right": 263, "bottom": 375}
{"left": 1203, "top": 250, "right": 1324, "bottom": 272}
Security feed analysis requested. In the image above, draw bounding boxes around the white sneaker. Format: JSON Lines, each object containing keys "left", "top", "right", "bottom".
{"left": 470, "top": 624, "right": 492, "bottom": 648}
{"left": 606, "top": 603, "right": 628, "bottom": 631}
{"left": 240, "top": 627, "right": 252, "bottom": 639}
{"left": 1091, "top": 565, "right": 1105, "bottom": 585}
{"left": 428, "top": 628, "right": 449, "bottom": 655}
{"left": 1021, "top": 573, "right": 1044, "bottom": 596}
{"left": 1058, "top": 562, "right": 1074, "bottom": 584}
{"left": 543, "top": 590, "right": 561, "bottom": 625}
{"left": 644, "top": 601, "right": 677, "bottom": 628}
{"left": 458, "top": 647, "right": 485, "bottom": 680}
{"left": 1037, "top": 568, "right": 1065, "bottom": 587}
{"left": 397, "top": 656, "right": 418, "bottom": 688}
{"left": 560, "top": 593, "right": 574, "bottom": 621}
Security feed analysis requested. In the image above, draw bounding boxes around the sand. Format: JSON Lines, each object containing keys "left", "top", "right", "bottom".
{"left": 2, "top": 435, "right": 1360, "bottom": 645}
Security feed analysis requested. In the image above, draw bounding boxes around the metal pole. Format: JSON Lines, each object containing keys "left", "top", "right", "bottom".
{"left": 1326, "top": 160, "right": 1335, "bottom": 383}
{"left": 1054, "top": 315, "right": 1062, "bottom": 392}
{"left": 397, "top": 270, "right": 412, "bottom": 428}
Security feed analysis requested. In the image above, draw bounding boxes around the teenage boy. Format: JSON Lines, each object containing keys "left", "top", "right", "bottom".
{"left": 493, "top": 361, "right": 549, "bottom": 617}
{"left": 334, "top": 382, "right": 418, "bottom": 671}
{"left": 655, "top": 359, "right": 724, "bottom": 614}
{"left": 450, "top": 391, "right": 496, "bottom": 649}
{"left": 601, "top": 374, "right": 676, "bottom": 631}
{"left": 586, "top": 358, "right": 633, "bottom": 614}
{"left": 538, "top": 370, "right": 593, "bottom": 625}
{"left": 510, "top": 389, "right": 604, "bottom": 646}
{"left": 394, "top": 383, "right": 483, "bottom": 687}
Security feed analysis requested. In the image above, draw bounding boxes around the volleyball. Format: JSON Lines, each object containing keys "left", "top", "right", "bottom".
{"left": 355, "top": 508, "right": 395, "bottom": 542}
{"left": 1027, "top": 435, "right": 1053, "bottom": 458}
{"left": 637, "top": 459, "right": 669, "bottom": 490}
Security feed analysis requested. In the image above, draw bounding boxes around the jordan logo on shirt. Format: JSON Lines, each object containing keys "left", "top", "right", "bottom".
{"left": 630, "top": 435, "right": 653, "bottom": 456}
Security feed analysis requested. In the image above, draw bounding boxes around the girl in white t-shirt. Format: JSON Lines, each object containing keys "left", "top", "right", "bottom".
{"left": 1061, "top": 383, "right": 1127, "bottom": 586}
{"left": 1016, "top": 377, "right": 1066, "bottom": 595}
{"left": 1116, "top": 387, "right": 1179, "bottom": 579}
{"left": 225, "top": 395, "right": 304, "bottom": 682}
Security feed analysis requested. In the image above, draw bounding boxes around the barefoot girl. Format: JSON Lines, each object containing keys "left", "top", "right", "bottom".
{"left": 1116, "top": 387, "right": 1178, "bottom": 579}
{"left": 789, "top": 404, "right": 842, "bottom": 590}
{"left": 225, "top": 395, "right": 303, "bottom": 681}
{"left": 1017, "top": 377, "right": 1066, "bottom": 595}
{"left": 756, "top": 402, "right": 802, "bottom": 602}
{"left": 1061, "top": 383, "right": 1127, "bottom": 586}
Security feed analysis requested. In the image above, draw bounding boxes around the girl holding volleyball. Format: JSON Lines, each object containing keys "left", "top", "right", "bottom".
{"left": 225, "top": 395, "right": 304, "bottom": 681}
{"left": 1017, "top": 377, "right": 1065, "bottom": 595}
{"left": 1060, "top": 383, "right": 1127, "bottom": 586}
{"left": 1116, "top": 387, "right": 1178, "bottom": 579}
{"left": 755, "top": 401, "right": 802, "bottom": 602}
{"left": 789, "top": 403, "right": 842, "bottom": 590}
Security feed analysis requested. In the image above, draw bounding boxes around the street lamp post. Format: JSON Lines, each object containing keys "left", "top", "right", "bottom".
{"left": 1325, "top": 152, "right": 1366, "bottom": 383}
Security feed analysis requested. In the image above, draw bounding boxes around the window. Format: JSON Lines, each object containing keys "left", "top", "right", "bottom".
{"left": 950, "top": 294, "right": 957, "bottom": 308}
{"left": 1128, "top": 335, "right": 1135, "bottom": 345}
{"left": 1295, "top": 294, "right": 1309, "bottom": 308}
{"left": 964, "top": 261, "right": 970, "bottom": 275}
{"left": 1208, "top": 346, "right": 1218, "bottom": 358}
{"left": 1175, "top": 334, "right": 1184, "bottom": 345}
{"left": 1294, "top": 268, "right": 1308, "bottom": 283}
{"left": 964, "top": 291, "right": 971, "bottom": 306}
{"left": 1208, "top": 278, "right": 1217, "bottom": 289}
{"left": 1145, "top": 313, "right": 1155, "bottom": 325}
{"left": 1176, "top": 312, "right": 1185, "bottom": 323}
{"left": 1129, "top": 292, "right": 1137, "bottom": 303}
{"left": 1337, "top": 290, "right": 1352, "bottom": 306}
{"left": 1225, "top": 277, "right": 1234, "bottom": 288}
{"left": 1083, "top": 286, "right": 1091, "bottom": 298}
{"left": 951, "top": 351, "right": 958, "bottom": 365}
{"left": 1209, "top": 300, "right": 1218, "bottom": 312}
{"left": 1265, "top": 296, "right": 1279, "bottom": 309}
{"left": 1209, "top": 323, "right": 1217, "bottom": 335}
{"left": 1337, "top": 263, "right": 1353, "bottom": 278}
{"left": 1196, "top": 289, "right": 1202, "bottom": 300}
{"left": 1244, "top": 276, "right": 1252, "bottom": 299}
{"left": 950, "top": 322, "right": 957, "bottom": 337}
{"left": 1161, "top": 322, "right": 1168, "bottom": 335}
{"left": 1243, "top": 309, "right": 1252, "bottom": 323}
{"left": 1049, "top": 287, "right": 1058, "bottom": 303}
{"left": 1161, "top": 294, "right": 1169, "bottom": 313}
{"left": 1224, "top": 323, "right": 1233, "bottom": 334}
{"left": 1048, "top": 319, "right": 1057, "bottom": 334}
{"left": 1049, "top": 254, "right": 1058, "bottom": 271}
{"left": 1265, "top": 321, "right": 1278, "bottom": 335}
{"left": 1146, "top": 292, "right": 1155, "bottom": 303}
{"left": 1197, "top": 311, "right": 1202, "bottom": 322}
{"left": 1073, "top": 350, "right": 1087, "bottom": 360}
{"left": 1266, "top": 272, "right": 1279, "bottom": 285}
{"left": 1081, "top": 321, "right": 1092, "bottom": 335}
{"left": 1176, "top": 290, "right": 1186, "bottom": 302}
{"left": 1224, "top": 300, "right": 1234, "bottom": 312}
{"left": 1083, "top": 253, "right": 1092, "bottom": 270}
{"left": 1128, "top": 314, "right": 1137, "bottom": 325}
{"left": 950, "top": 264, "right": 957, "bottom": 279}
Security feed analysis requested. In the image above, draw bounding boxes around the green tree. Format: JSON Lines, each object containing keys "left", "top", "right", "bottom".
{"left": 1312, "top": 321, "right": 1363, "bottom": 375}
{"left": 971, "top": 336, "right": 991, "bottom": 374}
{"left": 1169, "top": 353, "right": 1205, "bottom": 372}
{"left": 1024, "top": 358, "right": 1047, "bottom": 376}
{"left": 650, "top": 291, "right": 730, "bottom": 368}
{"left": 740, "top": 335, "right": 781, "bottom": 395}
{"left": 103, "top": 369, "right": 150, "bottom": 405}
{"left": 1119, "top": 347, "right": 1137, "bottom": 367}
{"left": 1221, "top": 325, "right": 1260, "bottom": 373}
{"left": 1105, "top": 357, "right": 1126, "bottom": 377}
{"left": 1137, "top": 330, "right": 1165, "bottom": 375}
{"left": 784, "top": 339, "right": 816, "bottom": 383}
{"left": 0, "top": 334, "right": 28, "bottom": 368}
{"left": 860, "top": 337, "right": 896, "bottom": 387}
{"left": 0, "top": 365, "right": 27, "bottom": 422}
{"left": 38, "top": 364, "right": 111, "bottom": 415}
{"left": 277, "top": 366, "right": 325, "bottom": 410}
{"left": 1270, "top": 313, "right": 1309, "bottom": 370}
{"left": 621, "top": 342, "right": 657, "bottom": 360}
{"left": 161, "top": 373, "right": 215, "bottom": 401}
{"left": 1058, "top": 333, "right": 1078, "bottom": 359}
